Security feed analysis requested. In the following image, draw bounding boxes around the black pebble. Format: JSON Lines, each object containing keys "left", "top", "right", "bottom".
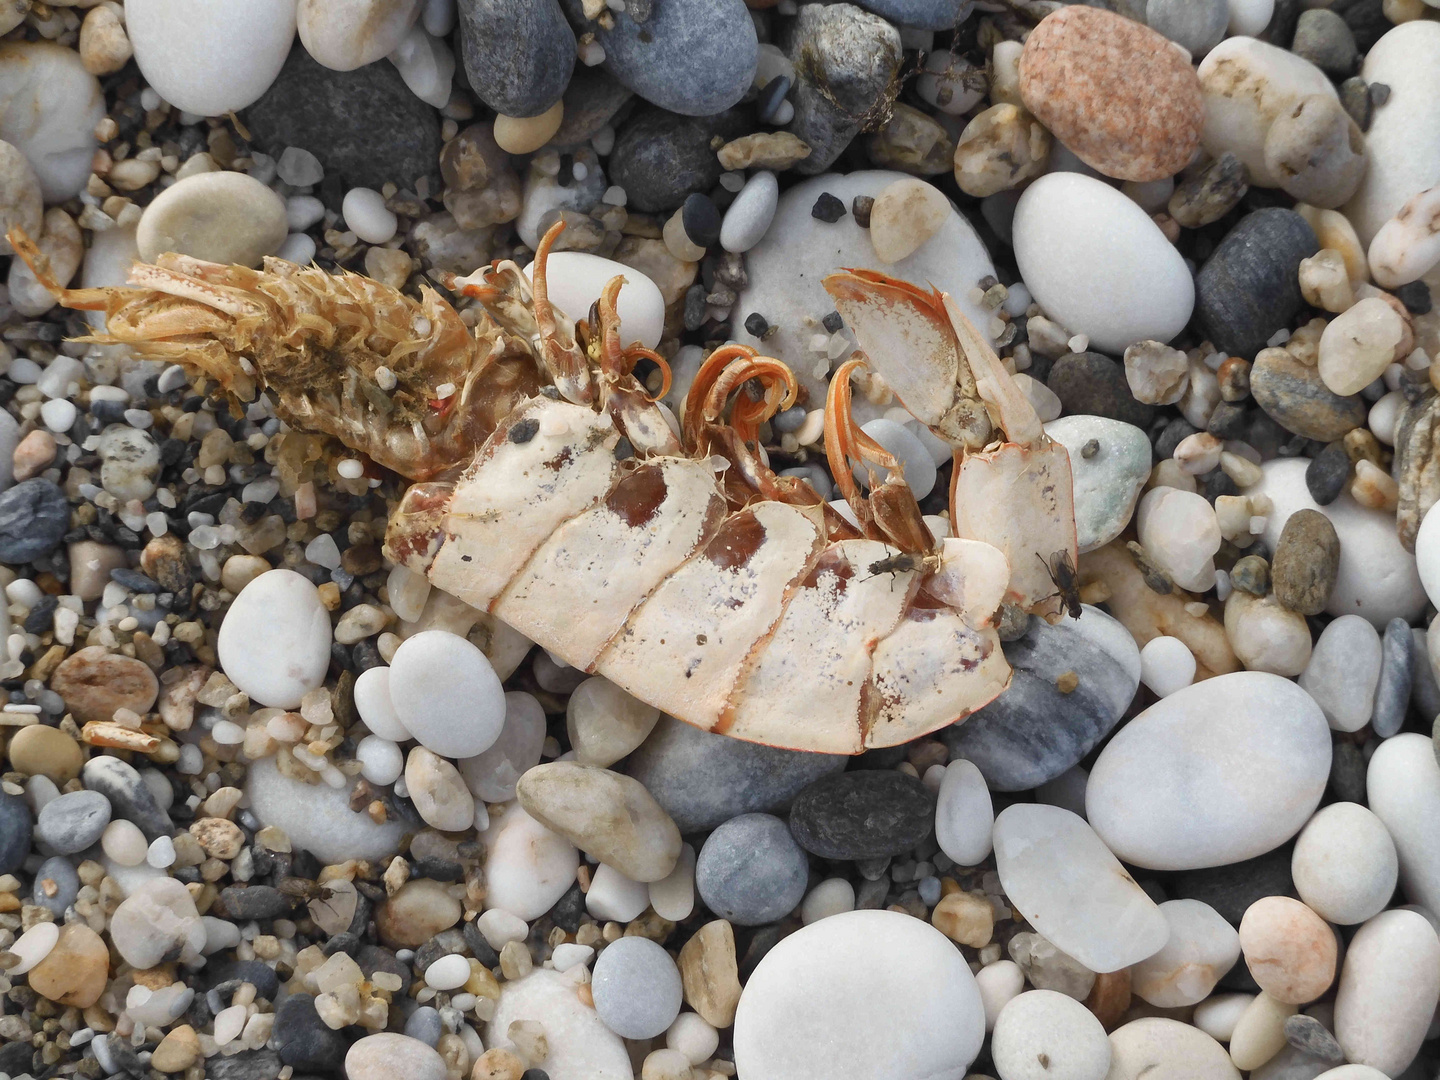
{"left": 822, "top": 310, "right": 844, "bottom": 333}
{"left": 788, "top": 770, "right": 935, "bottom": 860}
{"left": 682, "top": 193, "right": 722, "bottom": 248}
{"left": 1305, "top": 441, "right": 1351, "bottom": 505}
{"left": 217, "top": 885, "right": 294, "bottom": 921}
{"left": 272, "top": 994, "right": 350, "bottom": 1074}
{"left": 521, "top": 1072, "right": 551, "bottom": 1080}
{"left": 811, "top": 192, "right": 846, "bottom": 223}
{"left": 1047, "top": 352, "right": 1154, "bottom": 428}
{"left": 1196, "top": 208, "right": 1318, "bottom": 359}
{"left": 1202, "top": 470, "right": 1239, "bottom": 502}
{"left": 851, "top": 195, "right": 874, "bottom": 227}
{"left": 1394, "top": 280, "right": 1432, "bottom": 315}
{"left": 744, "top": 312, "right": 770, "bottom": 338}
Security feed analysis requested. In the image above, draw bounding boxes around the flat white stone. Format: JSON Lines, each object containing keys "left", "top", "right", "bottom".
{"left": 127, "top": 0, "right": 297, "bottom": 117}
{"left": 522, "top": 251, "right": 664, "bottom": 350}
{"left": 488, "top": 969, "right": 632, "bottom": 1080}
{"left": 352, "top": 666, "right": 411, "bottom": 742}
{"left": 1252, "top": 457, "right": 1425, "bottom": 627}
{"left": 1292, "top": 802, "right": 1398, "bottom": 925}
{"left": 1333, "top": 909, "right": 1440, "bottom": 1075}
{"left": 1129, "top": 899, "right": 1241, "bottom": 1008}
{"left": 1044, "top": 416, "right": 1152, "bottom": 553}
{"left": 245, "top": 755, "right": 407, "bottom": 863}
{"left": 935, "top": 759, "right": 993, "bottom": 866}
{"left": 1086, "top": 671, "right": 1331, "bottom": 871}
{"left": 388, "top": 630, "right": 504, "bottom": 759}
{"left": 585, "top": 862, "right": 649, "bottom": 923}
{"left": 481, "top": 802, "right": 579, "bottom": 921}
{"left": 1105, "top": 1018, "right": 1240, "bottom": 1080}
{"left": 1367, "top": 733, "right": 1440, "bottom": 917}
{"left": 993, "top": 804, "right": 1169, "bottom": 974}
{"left": 1299, "top": 615, "right": 1382, "bottom": 731}
{"left": 217, "top": 569, "right": 331, "bottom": 709}
{"left": 1342, "top": 21, "right": 1440, "bottom": 245}
{"left": 733, "top": 909, "right": 985, "bottom": 1080}
{"left": 1013, "top": 173, "right": 1194, "bottom": 354}
{"left": 992, "top": 990, "right": 1110, "bottom": 1080}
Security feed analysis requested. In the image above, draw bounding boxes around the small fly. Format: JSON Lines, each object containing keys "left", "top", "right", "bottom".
{"left": 863, "top": 550, "right": 941, "bottom": 589}
{"left": 276, "top": 877, "right": 338, "bottom": 904}
{"left": 1037, "top": 549, "right": 1082, "bottom": 619}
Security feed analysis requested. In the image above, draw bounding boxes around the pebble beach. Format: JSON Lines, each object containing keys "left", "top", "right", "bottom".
{"left": 1, "top": 0, "right": 1440, "bottom": 1078}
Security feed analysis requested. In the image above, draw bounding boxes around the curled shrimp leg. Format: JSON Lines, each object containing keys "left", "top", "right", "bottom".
{"left": 594, "top": 275, "right": 680, "bottom": 456}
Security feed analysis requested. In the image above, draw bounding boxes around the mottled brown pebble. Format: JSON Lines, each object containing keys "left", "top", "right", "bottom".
{"left": 678, "top": 918, "right": 741, "bottom": 1028}
{"left": 1271, "top": 509, "right": 1340, "bottom": 615}
{"left": 1250, "top": 347, "right": 1367, "bottom": 442}
{"left": 49, "top": 646, "right": 160, "bottom": 723}
{"left": 26, "top": 923, "right": 110, "bottom": 1007}
{"left": 1085, "top": 967, "right": 1133, "bottom": 1031}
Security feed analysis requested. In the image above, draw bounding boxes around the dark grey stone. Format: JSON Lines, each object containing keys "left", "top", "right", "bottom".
{"left": 695, "top": 812, "right": 808, "bottom": 925}
{"left": 788, "top": 770, "right": 934, "bottom": 860}
{"left": 272, "top": 994, "right": 349, "bottom": 1073}
{"left": 1197, "top": 208, "right": 1319, "bottom": 360}
{"left": 943, "top": 608, "right": 1140, "bottom": 792}
{"left": 1283, "top": 1014, "right": 1345, "bottom": 1062}
{"left": 784, "top": 3, "right": 903, "bottom": 174}
{"left": 81, "top": 755, "right": 170, "bottom": 840}
{"left": 627, "top": 714, "right": 845, "bottom": 833}
{"left": 244, "top": 47, "right": 442, "bottom": 193}
{"left": 217, "top": 885, "right": 294, "bottom": 921}
{"left": 551, "top": 65, "right": 632, "bottom": 146}
{"left": 609, "top": 105, "right": 745, "bottom": 213}
{"left": 0, "top": 1043, "right": 33, "bottom": 1079}
{"left": 681, "top": 193, "right": 722, "bottom": 248}
{"left": 0, "top": 478, "right": 68, "bottom": 563}
{"left": 0, "top": 789, "right": 33, "bottom": 875}
{"left": 404, "top": 1006, "right": 443, "bottom": 1047}
{"left": 1329, "top": 740, "right": 1366, "bottom": 803}
{"left": 1373, "top": 617, "right": 1414, "bottom": 738}
{"left": 208, "top": 1050, "right": 284, "bottom": 1080}
{"left": 36, "top": 789, "right": 111, "bottom": 855}
{"left": 32, "top": 854, "right": 80, "bottom": 916}
{"left": 1047, "top": 352, "right": 1154, "bottom": 427}
{"left": 559, "top": 0, "right": 757, "bottom": 116}
{"left": 459, "top": 0, "right": 575, "bottom": 117}
{"left": 1412, "top": 627, "right": 1440, "bottom": 724}
{"left": 203, "top": 958, "right": 281, "bottom": 1001}
{"left": 852, "top": 0, "right": 969, "bottom": 29}
{"left": 1305, "top": 442, "right": 1350, "bottom": 505}
{"left": 1146, "top": 0, "right": 1227, "bottom": 56}
{"left": 1292, "top": 8, "right": 1358, "bottom": 76}
{"left": 1173, "top": 846, "right": 1297, "bottom": 925}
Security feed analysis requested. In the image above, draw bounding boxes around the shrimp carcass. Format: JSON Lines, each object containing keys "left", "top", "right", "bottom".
{"left": 10, "top": 224, "right": 1071, "bottom": 754}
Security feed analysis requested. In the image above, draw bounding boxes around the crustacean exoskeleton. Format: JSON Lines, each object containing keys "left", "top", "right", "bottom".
{"left": 10, "top": 221, "right": 1073, "bottom": 754}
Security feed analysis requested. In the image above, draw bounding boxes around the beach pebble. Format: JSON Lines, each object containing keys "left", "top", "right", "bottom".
{"left": 1292, "top": 802, "right": 1398, "bottom": 926}
{"left": 1249, "top": 346, "right": 1366, "bottom": 443}
{"left": 127, "top": 0, "right": 296, "bottom": 116}
{"left": 1086, "top": 672, "right": 1331, "bottom": 870}
{"left": 137, "top": 170, "right": 288, "bottom": 266}
{"left": 1137, "top": 486, "right": 1222, "bottom": 592}
{"left": 404, "top": 747, "right": 474, "bottom": 831}
{"left": 1106, "top": 1018, "right": 1239, "bottom": 1080}
{"left": 0, "top": 478, "right": 68, "bottom": 563}
{"left": 1013, "top": 172, "right": 1193, "bottom": 354}
{"left": 352, "top": 666, "right": 410, "bottom": 741}
{"left": 31, "top": 854, "right": 79, "bottom": 917}
{"left": 0, "top": 42, "right": 104, "bottom": 201}
{"left": 855, "top": 418, "right": 937, "bottom": 500}
{"left": 388, "top": 630, "right": 504, "bottom": 759}
{"left": 1019, "top": 6, "right": 1203, "bottom": 182}
{"left": 975, "top": 961, "right": 1026, "bottom": 1033}
{"left": 788, "top": 770, "right": 934, "bottom": 860}
{"left": 0, "top": 789, "right": 32, "bottom": 876}
{"left": 1252, "top": 457, "right": 1426, "bottom": 625}
{"left": 1131, "top": 899, "right": 1241, "bottom": 1007}
{"left": 696, "top": 813, "right": 807, "bottom": 926}
{"left": 1146, "top": 0, "right": 1227, "bottom": 57}
{"left": 625, "top": 714, "right": 845, "bottom": 833}
{"left": 25, "top": 923, "right": 109, "bottom": 1008}
{"left": 944, "top": 604, "right": 1141, "bottom": 792}
{"left": 868, "top": 177, "right": 949, "bottom": 264}
{"left": 297, "top": 0, "right": 420, "bottom": 71}
{"left": 7, "top": 920, "right": 58, "bottom": 976}
{"left": 1224, "top": 591, "right": 1313, "bottom": 677}
{"left": 9, "top": 208, "right": 80, "bottom": 318}
{"left": 110, "top": 877, "right": 206, "bottom": 969}
{"left": 994, "top": 803, "right": 1168, "bottom": 972}
{"left": 456, "top": 0, "right": 571, "bottom": 117}
{"left": 217, "top": 569, "right": 331, "bottom": 709}
{"left": 457, "top": 691, "right": 546, "bottom": 803}
{"left": 934, "top": 759, "right": 993, "bottom": 866}
{"left": 1272, "top": 508, "right": 1342, "bottom": 617}
{"left": 648, "top": 842, "right": 696, "bottom": 923}
{"left": 952, "top": 103, "right": 1051, "bottom": 199}
{"left": 1140, "top": 636, "right": 1197, "bottom": 697}
{"left": 0, "top": 140, "right": 41, "bottom": 257}
{"left": 1197, "top": 37, "right": 1337, "bottom": 188}
{"left": 517, "top": 761, "right": 680, "bottom": 882}
{"left": 7, "top": 723, "right": 83, "bottom": 782}
{"left": 345, "top": 1034, "right": 446, "bottom": 1080}
{"left": 1333, "top": 909, "right": 1440, "bottom": 1074}
{"left": 1342, "top": 22, "right": 1440, "bottom": 246}
{"left": 1366, "top": 733, "right": 1440, "bottom": 916}
{"left": 1239, "top": 896, "right": 1337, "bottom": 1004}
{"left": 1045, "top": 415, "right": 1152, "bottom": 552}
{"left": 592, "top": 936, "right": 683, "bottom": 1040}
{"left": 36, "top": 789, "right": 111, "bottom": 855}
{"left": 521, "top": 251, "right": 664, "bottom": 350}
{"left": 992, "top": 990, "right": 1110, "bottom": 1080}
{"left": 720, "top": 170, "right": 779, "bottom": 254}
{"left": 1369, "top": 184, "right": 1440, "bottom": 288}
{"left": 488, "top": 969, "right": 632, "bottom": 1080}
{"left": 566, "top": 676, "right": 660, "bottom": 767}
{"left": 1317, "top": 297, "right": 1406, "bottom": 396}
{"left": 1229, "top": 991, "right": 1296, "bottom": 1070}
{"left": 1264, "top": 94, "right": 1367, "bottom": 209}
{"left": 733, "top": 909, "right": 984, "bottom": 1080}
{"left": 1197, "top": 209, "right": 1319, "bottom": 359}
{"left": 800, "top": 878, "right": 856, "bottom": 925}
{"left": 1299, "top": 615, "right": 1380, "bottom": 731}
{"left": 51, "top": 646, "right": 159, "bottom": 725}
{"left": 246, "top": 754, "right": 406, "bottom": 863}
{"left": 586, "top": 862, "right": 649, "bottom": 923}
{"left": 481, "top": 803, "right": 578, "bottom": 921}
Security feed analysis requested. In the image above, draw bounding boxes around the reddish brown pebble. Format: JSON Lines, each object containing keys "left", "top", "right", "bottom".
{"left": 11, "top": 428, "right": 56, "bottom": 481}
{"left": 50, "top": 645, "right": 160, "bottom": 723}
{"left": 1084, "top": 967, "right": 1133, "bottom": 1031}
{"left": 1019, "top": 6, "right": 1204, "bottom": 182}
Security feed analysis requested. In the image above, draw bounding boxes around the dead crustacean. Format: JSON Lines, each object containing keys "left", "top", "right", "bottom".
{"left": 10, "top": 221, "right": 1075, "bottom": 755}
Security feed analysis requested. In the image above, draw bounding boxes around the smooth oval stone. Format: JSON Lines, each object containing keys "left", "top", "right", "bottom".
{"left": 994, "top": 804, "right": 1169, "bottom": 974}
{"left": 0, "top": 789, "right": 33, "bottom": 875}
{"left": 1252, "top": 457, "right": 1426, "bottom": 626}
{"left": 457, "top": 0, "right": 573, "bottom": 117}
{"left": 217, "top": 569, "right": 332, "bottom": 709}
{"left": 943, "top": 605, "right": 1140, "bottom": 792}
{"left": 245, "top": 755, "right": 407, "bottom": 863}
{"left": 1013, "top": 172, "right": 1194, "bottom": 354}
{"left": 388, "top": 630, "right": 505, "bottom": 759}
{"left": 992, "top": 990, "right": 1111, "bottom": 1080}
{"left": 0, "top": 43, "right": 105, "bottom": 202}
{"left": 1044, "top": 415, "right": 1152, "bottom": 553}
{"left": 1367, "top": 733, "right": 1440, "bottom": 916}
{"left": 934, "top": 759, "right": 993, "bottom": 867}
{"left": 1107, "top": 1018, "right": 1240, "bottom": 1080}
{"left": 1131, "top": 899, "right": 1242, "bottom": 1007}
{"left": 1086, "top": 671, "right": 1332, "bottom": 871}
{"left": 36, "top": 789, "right": 111, "bottom": 855}
{"left": 1333, "top": 909, "right": 1440, "bottom": 1074}
{"left": 81, "top": 755, "right": 171, "bottom": 841}
{"left": 481, "top": 803, "right": 579, "bottom": 921}
{"left": 1298, "top": 615, "right": 1381, "bottom": 731}
{"left": 127, "top": 0, "right": 297, "bottom": 116}
{"left": 788, "top": 770, "right": 934, "bottom": 860}
{"left": 1373, "top": 618, "right": 1416, "bottom": 739}
{"left": 695, "top": 812, "right": 808, "bottom": 927}
{"left": 136, "top": 171, "right": 289, "bottom": 267}
{"left": 31, "top": 855, "right": 79, "bottom": 917}
{"left": 521, "top": 251, "right": 664, "bottom": 349}
{"left": 345, "top": 1035, "right": 446, "bottom": 1080}
{"left": 1196, "top": 209, "right": 1319, "bottom": 359}
{"left": 488, "top": 969, "right": 632, "bottom": 1080}
{"left": 626, "top": 714, "right": 845, "bottom": 833}
{"left": 733, "top": 909, "right": 985, "bottom": 1080}
{"left": 591, "top": 935, "right": 683, "bottom": 1040}
{"left": 1292, "top": 802, "right": 1398, "bottom": 926}
{"left": 1342, "top": 22, "right": 1440, "bottom": 245}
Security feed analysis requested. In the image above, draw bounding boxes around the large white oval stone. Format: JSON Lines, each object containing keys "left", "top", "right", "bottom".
{"left": 993, "top": 804, "right": 1169, "bottom": 973}
{"left": 733, "top": 909, "right": 984, "bottom": 1080}
{"left": 481, "top": 803, "right": 579, "bottom": 922}
{"left": 1367, "top": 733, "right": 1440, "bottom": 917}
{"left": 1333, "top": 909, "right": 1440, "bottom": 1075}
{"left": 1013, "top": 172, "right": 1194, "bottom": 354}
{"left": 1086, "top": 671, "right": 1331, "bottom": 870}
{"left": 217, "top": 569, "right": 332, "bottom": 709}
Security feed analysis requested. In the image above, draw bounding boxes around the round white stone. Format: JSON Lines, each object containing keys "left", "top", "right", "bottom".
{"left": 217, "top": 569, "right": 331, "bottom": 709}
{"left": 1292, "top": 802, "right": 1398, "bottom": 925}
{"left": 482, "top": 803, "right": 579, "bottom": 921}
{"left": 1139, "top": 636, "right": 1196, "bottom": 697}
{"left": 799, "top": 878, "right": 856, "bottom": 925}
{"left": 1105, "top": 1018, "right": 1239, "bottom": 1080}
{"left": 992, "top": 990, "right": 1111, "bottom": 1080}
{"left": 101, "top": 819, "right": 149, "bottom": 866}
{"left": 476, "top": 907, "right": 528, "bottom": 950}
{"left": 342, "top": 187, "right": 398, "bottom": 244}
{"left": 127, "top": 0, "right": 297, "bottom": 117}
{"left": 1333, "top": 909, "right": 1440, "bottom": 1075}
{"left": 488, "top": 969, "right": 632, "bottom": 1080}
{"left": 666, "top": 1012, "right": 719, "bottom": 1066}
{"left": 586, "top": 862, "right": 650, "bottom": 923}
{"left": 424, "top": 953, "right": 471, "bottom": 991}
{"left": 387, "top": 630, "right": 504, "bottom": 759}
{"left": 720, "top": 169, "right": 780, "bottom": 253}
{"left": 733, "top": 909, "right": 985, "bottom": 1080}
{"left": 1129, "top": 899, "right": 1241, "bottom": 1007}
{"left": 935, "top": 759, "right": 993, "bottom": 866}
{"left": 1227, "top": 0, "right": 1275, "bottom": 36}
{"left": 1299, "top": 615, "right": 1382, "bottom": 731}
{"left": 356, "top": 735, "right": 404, "bottom": 787}
{"left": 1013, "top": 173, "right": 1194, "bottom": 355}
{"left": 137, "top": 170, "right": 289, "bottom": 268}
{"left": 0, "top": 43, "right": 105, "bottom": 201}
{"left": 1086, "top": 671, "right": 1332, "bottom": 871}
{"left": 1192, "top": 993, "right": 1255, "bottom": 1044}
{"left": 976, "top": 960, "right": 1026, "bottom": 1032}
{"left": 245, "top": 755, "right": 407, "bottom": 863}
{"left": 522, "top": 251, "right": 665, "bottom": 350}
{"left": 458, "top": 691, "right": 547, "bottom": 803}
{"left": 551, "top": 943, "right": 594, "bottom": 972}
{"left": 1369, "top": 185, "right": 1440, "bottom": 288}
{"left": 993, "top": 803, "right": 1169, "bottom": 973}
{"left": 1413, "top": 503, "right": 1440, "bottom": 611}
{"left": 1366, "top": 733, "right": 1440, "bottom": 916}
{"left": 352, "top": 666, "right": 411, "bottom": 742}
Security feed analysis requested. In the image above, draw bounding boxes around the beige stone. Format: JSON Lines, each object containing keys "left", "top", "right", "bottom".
{"left": 868, "top": 177, "right": 949, "bottom": 264}
{"left": 79, "top": 4, "right": 132, "bottom": 77}
{"left": 0, "top": 138, "right": 41, "bottom": 256}
{"left": 50, "top": 645, "right": 160, "bottom": 723}
{"left": 375, "top": 878, "right": 462, "bottom": 948}
{"left": 679, "top": 919, "right": 741, "bottom": 1028}
{"left": 12, "top": 428, "right": 55, "bottom": 481}
{"left": 6, "top": 723, "right": 83, "bottom": 781}
{"left": 150, "top": 1025, "right": 199, "bottom": 1073}
{"left": 68, "top": 540, "right": 128, "bottom": 602}
{"left": 26, "top": 923, "right": 109, "bottom": 1007}
{"left": 566, "top": 675, "right": 660, "bottom": 767}
{"left": 493, "top": 102, "right": 563, "bottom": 156}
{"left": 953, "top": 104, "right": 1051, "bottom": 198}
{"left": 930, "top": 890, "right": 994, "bottom": 947}
{"left": 1239, "top": 896, "right": 1337, "bottom": 1004}
{"left": 190, "top": 817, "right": 245, "bottom": 859}
{"left": 716, "top": 132, "right": 812, "bottom": 172}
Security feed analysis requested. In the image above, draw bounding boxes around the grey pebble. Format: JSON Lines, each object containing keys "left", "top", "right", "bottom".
{"left": 1251, "top": 344, "right": 1366, "bottom": 442}
{"left": 695, "top": 813, "right": 809, "bottom": 926}
{"left": 1197, "top": 208, "right": 1318, "bottom": 360}
{"left": 1229, "top": 554, "right": 1271, "bottom": 597}
{"left": 36, "top": 789, "right": 111, "bottom": 855}
{"left": 1339, "top": 76, "right": 1373, "bottom": 131}
{"left": 31, "top": 855, "right": 80, "bottom": 916}
{"left": 788, "top": 770, "right": 934, "bottom": 859}
{"left": 855, "top": 876, "right": 890, "bottom": 910}
{"left": 851, "top": 0, "right": 969, "bottom": 30}
{"left": 1047, "top": 352, "right": 1154, "bottom": 428}
{"left": 551, "top": 66, "right": 632, "bottom": 146}
{"left": 609, "top": 105, "right": 745, "bottom": 213}
{"left": 217, "top": 885, "right": 293, "bottom": 921}
{"left": 0, "top": 478, "right": 69, "bottom": 563}
{"left": 81, "top": 754, "right": 171, "bottom": 840}
{"left": 590, "top": 936, "right": 683, "bottom": 1040}
{"left": 1371, "top": 617, "right": 1414, "bottom": 738}
{"left": 458, "top": 0, "right": 574, "bottom": 117}
{"left": 1291, "top": 8, "right": 1358, "bottom": 76}
{"left": 271, "top": 994, "right": 348, "bottom": 1073}
{"left": 1146, "top": 0, "right": 1227, "bottom": 56}
{"left": 1283, "top": 1013, "right": 1345, "bottom": 1063}
{"left": 1305, "top": 441, "right": 1351, "bottom": 505}
{"left": 203, "top": 958, "right": 281, "bottom": 1001}
{"left": 207, "top": 1050, "right": 285, "bottom": 1080}
{"left": 1168, "top": 152, "right": 1248, "bottom": 229}
{"left": 403, "top": 1006, "right": 443, "bottom": 1047}
{"left": 0, "top": 788, "right": 31, "bottom": 875}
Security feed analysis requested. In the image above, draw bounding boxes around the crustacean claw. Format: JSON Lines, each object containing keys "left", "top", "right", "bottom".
{"left": 823, "top": 268, "right": 1078, "bottom": 621}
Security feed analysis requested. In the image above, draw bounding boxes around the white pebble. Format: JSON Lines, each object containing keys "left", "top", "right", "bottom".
{"left": 352, "top": 666, "right": 411, "bottom": 742}
{"left": 586, "top": 862, "right": 650, "bottom": 923}
{"left": 356, "top": 735, "right": 404, "bottom": 786}
{"left": 146, "top": 835, "right": 176, "bottom": 868}
{"left": 388, "top": 631, "right": 505, "bottom": 758}
{"left": 342, "top": 187, "right": 398, "bottom": 244}
{"left": 935, "top": 759, "right": 993, "bottom": 866}
{"left": 800, "top": 878, "right": 856, "bottom": 924}
{"left": 975, "top": 960, "right": 1026, "bottom": 1032}
{"left": 40, "top": 397, "right": 77, "bottom": 433}
{"left": 1139, "top": 636, "right": 1196, "bottom": 697}
{"left": 992, "top": 990, "right": 1111, "bottom": 1080}
{"left": 8, "top": 921, "right": 59, "bottom": 975}
{"left": 720, "top": 170, "right": 780, "bottom": 254}
{"left": 476, "top": 908, "right": 529, "bottom": 950}
{"left": 424, "top": 953, "right": 472, "bottom": 991}
{"left": 857, "top": 418, "right": 937, "bottom": 500}
{"left": 1291, "top": 802, "right": 1399, "bottom": 925}
{"left": 667, "top": 1011, "right": 719, "bottom": 1066}
{"left": 102, "top": 819, "right": 149, "bottom": 866}
{"left": 648, "top": 842, "right": 696, "bottom": 923}
{"left": 213, "top": 1004, "right": 246, "bottom": 1046}
{"left": 217, "top": 569, "right": 332, "bottom": 709}
{"left": 276, "top": 233, "right": 317, "bottom": 265}
{"left": 551, "top": 942, "right": 594, "bottom": 972}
